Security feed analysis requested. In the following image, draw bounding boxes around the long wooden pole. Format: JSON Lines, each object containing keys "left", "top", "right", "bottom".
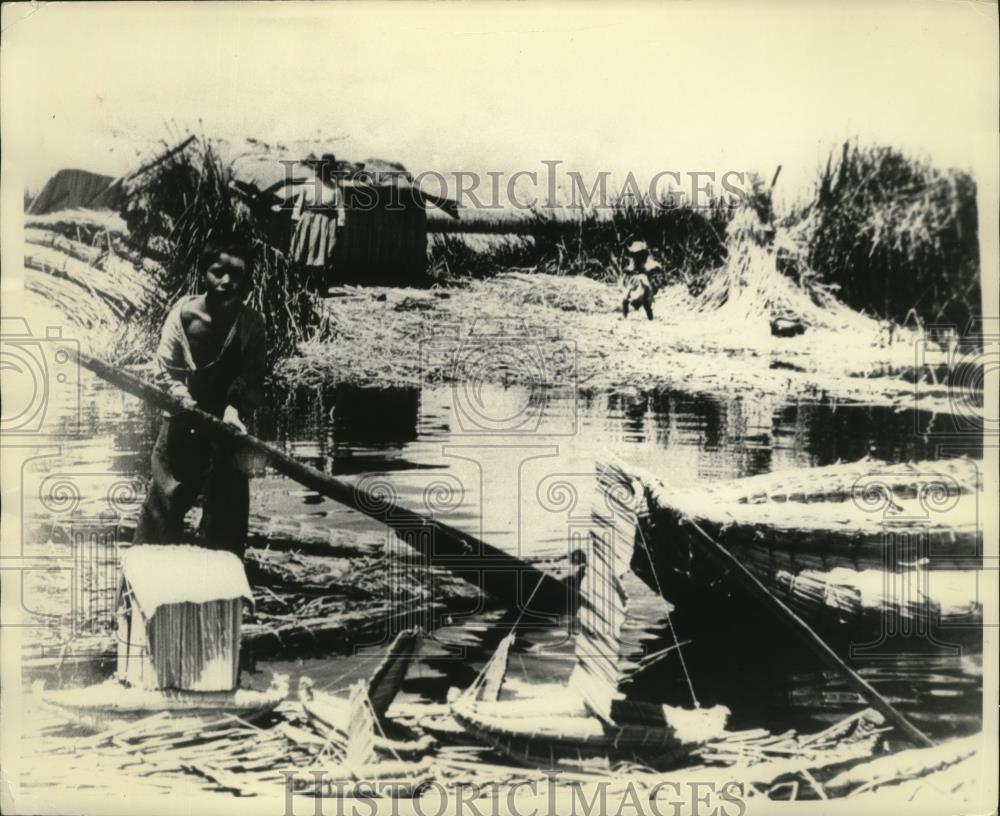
{"left": 683, "top": 516, "right": 935, "bottom": 748}
{"left": 73, "top": 350, "right": 566, "bottom": 609}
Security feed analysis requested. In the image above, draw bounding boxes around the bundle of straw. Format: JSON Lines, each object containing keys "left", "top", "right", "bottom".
{"left": 693, "top": 197, "right": 888, "bottom": 343}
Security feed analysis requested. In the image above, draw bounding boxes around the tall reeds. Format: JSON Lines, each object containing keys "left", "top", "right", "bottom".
{"left": 120, "top": 138, "right": 317, "bottom": 363}
{"left": 796, "top": 142, "right": 979, "bottom": 332}
{"left": 428, "top": 195, "right": 732, "bottom": 291}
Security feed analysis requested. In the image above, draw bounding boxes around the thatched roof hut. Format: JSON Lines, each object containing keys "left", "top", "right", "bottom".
{"left": 121, "top": 136, "right": 459, "bottom": 287}
{"left": 232, "top": 150, "right": 459, "bottom": 285}
{"left": 28, "top": 169, "right": 116, "bottom": 215}
{"left": 116, "top": 545, "right": 253, "bottom": 692}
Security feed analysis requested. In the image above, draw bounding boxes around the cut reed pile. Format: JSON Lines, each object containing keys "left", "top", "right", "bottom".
{"left": 22, "top": 209, "right": 165, "bottom": 363}
{"left": 692, "top": 204, "right": 886, "bottom": 339}
{"left": 23, "top": 696, "right": 348, "bottom": 798}
{"left": 25, "top": 271, "right": 120, "bottom": 328}
{"left": 23, "top": 210, "right": 166, "bottom": 302}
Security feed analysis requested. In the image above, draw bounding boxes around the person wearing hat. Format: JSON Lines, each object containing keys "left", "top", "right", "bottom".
{"left": 621, "top": 240, "right": 660, "bottom": 320}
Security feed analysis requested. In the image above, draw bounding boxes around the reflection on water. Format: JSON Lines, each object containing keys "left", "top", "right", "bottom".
{"left": 19, "top": 373, "right": 983, "bottom": 739}
{"left": 260, "top": 381, "right": 982, "bottom": 738}
{"left": 255, "top": 382, "right": 978, "bottom": 560}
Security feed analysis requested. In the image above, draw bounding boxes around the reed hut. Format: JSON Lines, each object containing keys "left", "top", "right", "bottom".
{"left": 115, "top": 545, "right": 253, "bottom": 692}
{"left": 226, "top": 146, "right": 459, "bottom": 287}
{"left": 28, "top": 169, "right": 115, "bottom": 215}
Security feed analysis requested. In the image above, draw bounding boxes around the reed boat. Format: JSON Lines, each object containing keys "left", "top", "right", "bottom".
{"left": 449, "top": 640, "right": 728, "bottom": 770}
{"left": 623, "top": 457, "right": 984, "bottom": 640}
{"left": 449, "top": 465, "right": 730, "bottom": 771}
{"left": 302, "top": 663, "right": 434, "bottom": 798}
{"left": 299, "top": 627, "right": 434, "bottom": 757}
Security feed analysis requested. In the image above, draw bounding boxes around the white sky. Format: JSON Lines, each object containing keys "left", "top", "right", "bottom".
{"left": 2, "top": 1, "right": 998, "bottom": 209}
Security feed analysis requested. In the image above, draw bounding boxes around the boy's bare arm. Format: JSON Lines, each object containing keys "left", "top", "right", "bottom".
{"left": 154, "top": 304, "right": 196, "bottom": 407}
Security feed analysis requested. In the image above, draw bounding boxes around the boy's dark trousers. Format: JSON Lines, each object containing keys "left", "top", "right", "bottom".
{"left": 133, "top": 414, "right": 249, "bottom": 559}
{"left": 622, "top": 293, "right": 654, "bottom": 320}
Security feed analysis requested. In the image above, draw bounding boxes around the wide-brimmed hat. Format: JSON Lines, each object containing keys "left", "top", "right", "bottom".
{"left": 625, "top": 240, "right": 648, "bottom": 254}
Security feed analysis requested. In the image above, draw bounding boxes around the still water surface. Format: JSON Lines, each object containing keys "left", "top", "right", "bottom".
{"left": 20, "top": 367, "right": 983, "bottom": 742}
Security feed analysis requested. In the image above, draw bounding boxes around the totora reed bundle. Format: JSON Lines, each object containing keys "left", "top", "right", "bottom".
{"left": 692, "top": 180, "right": 897, "bottom": 343}
{"left": 120, "top": 135, "right": 319, "bottom": 364}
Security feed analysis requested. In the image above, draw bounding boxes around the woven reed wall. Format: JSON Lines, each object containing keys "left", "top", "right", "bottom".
{"left": 332, "top": 185, "right": 428, "bottom": 285}
{"left": 117, "top": 595, "right": 242, "bottom": 692}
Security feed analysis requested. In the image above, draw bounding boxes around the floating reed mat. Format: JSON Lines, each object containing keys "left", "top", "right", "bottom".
{"left": 285, "top": 273, "right": 958, "bottom": 412}
{"left": 26, "top": 687, "right": 979, "bottom": 802}
{"left": 27, "top": 706, "right": 323, "bottom": 797}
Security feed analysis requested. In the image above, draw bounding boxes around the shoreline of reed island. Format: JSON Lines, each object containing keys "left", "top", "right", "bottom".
{"left": 21, "top": 139, "right": 982, "bottom": 417}
{"left": 281, "top": 273, "right": 954, "bottom": 412}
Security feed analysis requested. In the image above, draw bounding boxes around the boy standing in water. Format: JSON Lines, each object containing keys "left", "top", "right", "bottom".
{"left": 133, "top": 242, "right": 266, "bottom": 560}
